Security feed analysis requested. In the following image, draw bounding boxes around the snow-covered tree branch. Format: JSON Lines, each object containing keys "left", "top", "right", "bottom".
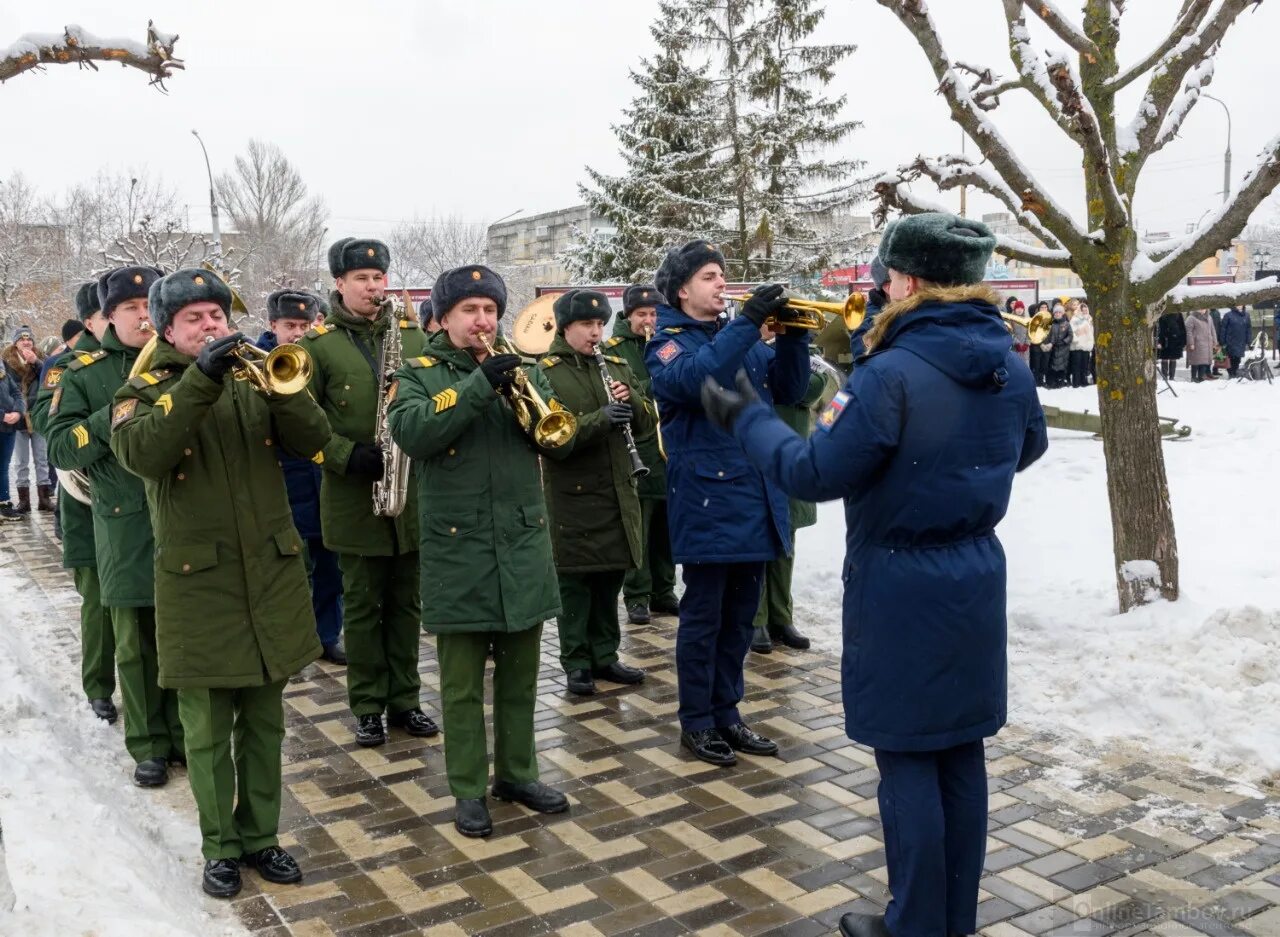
{"left": 1153, "top": 276, "right": 1280, "bottom": 318}
{"left": 0, "top": 22, "right": 182, "bottom": 89}
{"left": 1107, "top": 0, "right": 1213, "bottom": 91}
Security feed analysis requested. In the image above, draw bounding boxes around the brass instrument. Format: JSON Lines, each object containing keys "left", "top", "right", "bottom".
{"left": 734, "top": 291, "right": 867, "bottom": 332}
{"left": 477, "top": 332, "right": 576, "bottom": 448}
{"left": 223, "top": 339, "right": 312, "bottom": 396}
{"left": 1000, "top": 310, "right": 1053, "bottom": 345}
{"left": 591, "top": 343, "right": 648, "bottom": 478}
{"left": 372, "top": 293, "right": 410, "bottom": 518}
{"left": 55, "top": 468, "right": 93, "bottom": 505}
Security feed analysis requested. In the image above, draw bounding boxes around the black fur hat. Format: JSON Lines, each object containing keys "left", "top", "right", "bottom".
{"left": 430, "top": 265, "right": 507, "bottom": 321}
{"left": 148, "top": 268, "right": 233, "bottom": 334}
{"left": 622, "top": 284, "right": 664, "bottom": 317}
{"left": 877, "top": 213, "right": 994, "bottom": 286}
{"left": 267, "top": 289, "right": 320, "bottom": 322}
{"left": 97, "top": 266, "right": 163, "bottom": 316}
{"left": 74, "top": 282, "right": 101, "bottom": 321}
{"left": 654, "top": 240, "right": 725, "bottom": 311}
{"left": 61, "top": 319, "right": 85, "bottom": 343}
{"left": 418, "top": 298, "right": 433, "bottom": 324}
{"left": 553, "top": 289, "right": 612, "bottom": 332}
{"left": 328, "top": 237, "right": 390, "bottom": 277}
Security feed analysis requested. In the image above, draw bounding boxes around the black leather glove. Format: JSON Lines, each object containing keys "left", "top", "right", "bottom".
{"left": 740, "top": 283, "right": 787, "bottom": 327}
{"left": 347, "top": 443, "right": 384, "bottom": 477}
{"left": 195, "top": 332, "right": 244, "bottom": 382}
{"left": 701, "top": 369, "right": 760, "bottom": 433}
{"left": 479, "top": 353, "right": 521, "bottom": 390}
{"left": 603, "top": 402, "right": 633, "bottom": 426}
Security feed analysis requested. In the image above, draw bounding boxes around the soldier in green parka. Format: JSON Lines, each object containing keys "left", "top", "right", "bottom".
{"left": 387, "top": 264, "right": 571, "bottom": 840}
{"left": 111, "top": 268, "right": 331, "bottom": 900}
{"left": 298, "top": 237, "right": 439, "bottom": 748}
{"left": 605, "top": 284, "right": 680, "bottom": 624}
{"left": 538, "top": 289, "right": 654, "bottom": 696}
{"left": 45, "top": 265, "right": 183, "bottom": 788}
{"left": 31, "top": 282, "right": 117, "bottom": 724}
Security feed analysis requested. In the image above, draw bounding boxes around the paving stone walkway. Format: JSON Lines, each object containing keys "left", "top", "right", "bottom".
{"left": 4, "top": 513, "right": 1278, "bottom": 937}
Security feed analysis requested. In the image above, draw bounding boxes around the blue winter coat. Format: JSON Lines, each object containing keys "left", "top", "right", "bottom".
{"left": 0, "top": 363, "right": 19, "bottom": 434}
{"left": 256, "top": 331, "right": 323, "bottom": 539}
{"left": 849, "top": 288, "right": 885, "bottom": 361}
{"left": 733, "top": 286, "right": 1048, "bottom": 752}
{"left": 1221, "top": 308, "right": 1251, "bottom": 358}
{"left": 646, "top": 304, "right": 810, "bottom": 564}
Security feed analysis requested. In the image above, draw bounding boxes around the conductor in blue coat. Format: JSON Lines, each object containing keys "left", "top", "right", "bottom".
{"left": 645, "top": 240, "right": 811, "bottom": 768}
{"left": 702, "top": 213, "right": 1048, "bottom": 937}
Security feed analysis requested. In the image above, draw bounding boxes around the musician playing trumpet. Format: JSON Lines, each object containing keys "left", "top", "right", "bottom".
{"left": 387, "top": 265, "right": 571, "bottom": 839}
{"left": 535, "top": 289, "right": 654, "bottom": 696}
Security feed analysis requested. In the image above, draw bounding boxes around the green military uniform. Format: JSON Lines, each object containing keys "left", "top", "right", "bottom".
{"left": 753, "top": 365, "right": 827, "bottom": 631}
{"left": 537, "top": 336, "right": 654, "bottom": 673}
{"left": 111, "top": 338, "right": 329, "bottom": 859}
{"left": 45, "top": 326, "right": 182, "bottom": 764}
{"left": 298, "top": 294, "right": 427, "bottom": 719}
{"left": 386, "top": 330, "right": 565, "bottom": 798}
{"left": 31, "top": 334, "right": 115, "bottom": 702}
{"left": 606, "top": 316, "right": 677, "bottom": 610}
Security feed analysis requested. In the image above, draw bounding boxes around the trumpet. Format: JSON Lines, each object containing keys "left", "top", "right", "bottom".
{"left": 202, "top": 335, "right": 312, "bottom": 396}
{"left": 477, "top": 333, "right": 576, "bottom": 448}
{"left": 733, "top": 291, "right": 867, "bottom": 332}
{"left": 1000, "top": 310, "right": 1053, "bottom": 345}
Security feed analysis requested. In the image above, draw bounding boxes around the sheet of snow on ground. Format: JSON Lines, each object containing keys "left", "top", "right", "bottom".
{"left": 0, "top": 561, "right": 245, "bottom": 936}
{"left": 792, "top": 380, "right": 1280, "bottom": 784}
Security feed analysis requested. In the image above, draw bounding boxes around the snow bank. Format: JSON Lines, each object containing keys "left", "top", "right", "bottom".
{"left": 793, "top": 379, "right": 1280, "bottom": 783}
{"left": 0, "top": 566, "right": 243, "bottom": 936}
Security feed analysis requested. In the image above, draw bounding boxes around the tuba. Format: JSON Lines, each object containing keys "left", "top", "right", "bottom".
{"left": 372, "top": 294, "right": 410, "bottom": 518}
{"left": 1001, "top": 310, "right": 1053, "bottom": 345}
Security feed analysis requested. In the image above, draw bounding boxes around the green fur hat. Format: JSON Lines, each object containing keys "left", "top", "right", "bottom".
{"left": 148, "top": 268, "right": 233, "bottom": 334}
{"left": 877, "top": 213, "right": 994, "bottom": 286}
{"left": 74, "top": 282, "right": 101, "bottom": 321}
{"left": 328, "top": 237, "right": 390, "bottom": 277}
{"left": 267, "top": 289, "right": 320, "bottom": 322}
{"left": 553, "top": 289, "right": 612, "bottom": 332}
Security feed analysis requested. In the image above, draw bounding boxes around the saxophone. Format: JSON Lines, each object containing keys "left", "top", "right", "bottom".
{"left": 372, "top": 293, "right": 410, "bottom": 517}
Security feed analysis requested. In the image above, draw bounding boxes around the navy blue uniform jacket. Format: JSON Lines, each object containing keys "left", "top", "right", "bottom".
{"left": 646, "top": 304, "right": 810, "bottom": 564}
{"left": 733, "top": 286, "right": 1048, "bottom": 751}
{"left": 256, "top": 331, "right": 323, "bottom": 538}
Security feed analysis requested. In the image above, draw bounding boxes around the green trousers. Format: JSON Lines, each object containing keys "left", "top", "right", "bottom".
{"left": 623, "top": 498, "right": 677, "bottom": 606}
{"left": 337, "top": 551, "right": 422, "bottom": 717}
{"left": 753, "top": 532, "right": 796, "bottom": 629}
{"left": 111, "top": 605, "right": 183, "bottom": 764}
{"left": 557, "top": 570, "right": 625, "bottom": 672}
{"left": 436, "top": 626, "right": 541, "bottom": 799}
{"left": 177, "top": 680, "right": 286, "bottom": 860}
{"left": 74, "top": 566, "right": 115, "bottom": 700}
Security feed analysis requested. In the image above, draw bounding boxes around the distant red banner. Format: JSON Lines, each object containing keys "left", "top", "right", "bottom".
{"left": 821, "top": 265, "right": 870, "bottom": 287}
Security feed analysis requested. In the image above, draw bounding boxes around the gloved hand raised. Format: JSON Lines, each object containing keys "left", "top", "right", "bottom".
{"left": 603, "top": 402, "right": 633, "bottom": 426}
{"left": 479, "top": 353, "right": 522, "bottom": 390}
{"left": 739, "top": 283, "right": 787, "bottom": 328}
{"left": 701, "top": 370, "right": 760, "bottom": 433}
{"left": 346, "top": 443, "right": 384, "bottom": 477}
{"left": 195, "top": 332, "right": 244, "bottom": 382}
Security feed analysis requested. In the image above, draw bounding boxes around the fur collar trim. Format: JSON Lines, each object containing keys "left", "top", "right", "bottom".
{"left": 863, "top": 284, "right": 1003, "bottom": 353}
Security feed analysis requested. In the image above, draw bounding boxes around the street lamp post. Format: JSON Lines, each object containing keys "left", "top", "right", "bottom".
{"left": 1201, "top": 94, "right": 1232, "bottom": 204}
{"left": 191, "top": 129, "right": 221, "bottom": 268}
{"left": 314, "top": 226, "right": 329, "bottom": 292}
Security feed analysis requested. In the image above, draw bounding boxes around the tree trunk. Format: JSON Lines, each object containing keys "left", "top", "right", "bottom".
{"left": 1089, "top": 275, "right": 1180, "bottom": 610}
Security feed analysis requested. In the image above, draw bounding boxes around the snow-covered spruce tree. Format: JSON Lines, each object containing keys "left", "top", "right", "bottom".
{"left": 1, "top": 23, "right": 182, "bottom": 87}
{"left": 570, "top": 1, "right": 725, "bottom": 283}
{"left": 744, "top": 0, "right": 861, "bottom": 276}
{"left": 874, "top": 0, "right": 1280, "bottom": 611}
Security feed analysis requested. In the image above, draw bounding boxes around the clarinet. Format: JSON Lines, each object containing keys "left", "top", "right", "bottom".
{"left": 592, "top": 344, "right": 649, "bottom": 479}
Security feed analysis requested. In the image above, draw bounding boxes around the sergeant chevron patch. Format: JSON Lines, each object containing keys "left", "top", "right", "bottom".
{"left": 156, "top": 393, "right": 173, "bottom": 416}
{"left": 72, "top": 424, "right": 90, "bottom": 448}
{"left": 432, "top": 387, "right": 457, "bottom": 413}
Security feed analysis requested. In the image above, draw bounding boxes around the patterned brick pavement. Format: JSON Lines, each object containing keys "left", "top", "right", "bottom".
{"left": 4, "top": 513, "right": 1279, "bottom": 937}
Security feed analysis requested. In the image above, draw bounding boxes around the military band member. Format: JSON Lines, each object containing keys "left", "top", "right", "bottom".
{"left": 299, "top": 238, "right": 439, "bottom": 746}
{"left": 46, "top": 265, "right": 184, "bottom": 787}
{"left": 256, "top": 289, "right": 346, "bottom": 664}
{"left": 31, "top": 282, "right": 116, "bottom": 723}
{"left": 645, "top": 241, "right": 810, "bottom": 767}
{"left": 606, "top": 284, "right": 679, "bottom": 624}
{"left": 111, "top": 268, "right": 331, "bottom": 899}
{"left": 387, "top": 265, "right": 570, "bottom": 838}
{"left": 537, "top": 289, "right": 653, "bottom": 695}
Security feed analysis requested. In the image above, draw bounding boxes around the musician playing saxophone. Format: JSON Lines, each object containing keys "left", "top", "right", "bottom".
{"left": 387, "top": 265, "right": 572, "bottom": 839}
{"left": 297, "top": 238, "right": 439, "bottom": 748}
{"left": 535, "top": 289, "right": 654, "bottom": 696}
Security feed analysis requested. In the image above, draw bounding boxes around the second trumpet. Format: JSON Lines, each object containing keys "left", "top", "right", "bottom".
{"left": 477, "top": 333, "right": 576, "bottom": 448}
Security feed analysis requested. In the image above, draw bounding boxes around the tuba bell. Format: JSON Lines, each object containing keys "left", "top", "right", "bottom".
{"left": 1001, "top": 310, "right": 1053, "bottom": 345}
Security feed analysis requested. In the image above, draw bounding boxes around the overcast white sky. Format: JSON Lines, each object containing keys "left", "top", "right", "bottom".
{"left": 2, "top": 0, "right": 1277, "bottom": 244}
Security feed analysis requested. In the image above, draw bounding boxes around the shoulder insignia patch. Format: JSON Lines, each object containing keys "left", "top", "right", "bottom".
{"left": 43, "top": 367, "right": 64, "bottom": 390}
{"left": 431, "top": 387, "right": 457, "bottom": 413}
{"left": 540, "top": 356, "right": 560, "bottom": 368}
{"left": 72, "top": 424, "right": 91, "bottom": 449}
{"left": 68, "top": 349, "right": 109, "bottom": 371}
{"left": 408, "top": 355, "right": 437, "bottom": 368}
{"left": 605, "top": 354, "right": 625, "bottom": 365}
{"left": 127, "top": 369, "right": 174, "bottom": 389}
{"left": 398, "top": 318, "right": 418, "bottom": 329}
{"left": 156, "top": 393, "right": 173, "bottom": 416}
{"left": 111, "top": 398, "right": 138, "bottom": 428}
{"left": 311, "top": 450, "right": 325, "bottom": 465}
{"left": 605, "top": 336, "right": 624, "bottom": 348}
{"left": 304, "top": 324, "right": 330, "bottom": 339}
{"left": 660, "top": 327, "right": 684, "bottom": 335}
{"left": 816, "top": 390, "right": 851, "bottom": 433}
{"left": 656, "top": 341, "right": 682, "bottom": 365}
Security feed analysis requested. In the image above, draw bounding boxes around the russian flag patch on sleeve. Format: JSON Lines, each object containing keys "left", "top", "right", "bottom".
{"left": 816, "top": 390, "right": 850, "bottom": 432}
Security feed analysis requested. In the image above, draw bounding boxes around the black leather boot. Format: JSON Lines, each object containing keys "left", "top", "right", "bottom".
{"left": 491, "top": 779, "right": 569, "bottom": 814}
{"left": 133, "top": 757, "right": 168, "bottom": 787}
{"left": 455, "top": 798, "right": 492, "bottom": 838}
{"left": 202, "top": 858, "right": 242, "bottom": 898}
{"left": 89, "top": 697, "right": 118, "bottom": 723}
{"left": 768, "top": 621, "right": 811, "bottom": 650}
{"left": 626, "top": 603, "right": 650, "bottom": 624}
{"left": 354, "top": 714, "right": 385, "bottom": 747}
{"left": 839, "top": 913, "right": 893, "bottom": 937}
{"left": 750, "top": 625, "right": 773, "bottom": 654}
{"left": 388, "top": 707, "right": 440, "bottom": 737}
{"left": 592, "top": 661, "right": 645, "bottom": 685}
{"left": 718, "top": 722, "right": 779, "bottom": 756}
{"left": 242, "top": 845, "right": 302, "bottom": 884}
{"left": 566, "top": 669, "right": 596, "bottom": 695}
{"left": 680, "top": 728, "right": 736, "bottom": 766}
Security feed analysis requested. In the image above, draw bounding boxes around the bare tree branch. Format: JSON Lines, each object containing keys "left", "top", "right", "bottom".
{"left": 0, "top": 22, "right": 183, "bottom": 90}
{"left": 1044, "top": 52, "right": 1128, "bottom": 227}
{"left": 994, "top": 0, "right": 1075, "bottom": 133}
{"left": 1152, "top": 277, "right": 1280, "bottom": 318}
{"left": 991, "top": 235, "right": 1075, "bottom": 269}
{"left": 1107, "top": 0, "right": 1213, "bottom": 91}
{"left": 1019, "top": 0, "right": 1101, "bottom": 58}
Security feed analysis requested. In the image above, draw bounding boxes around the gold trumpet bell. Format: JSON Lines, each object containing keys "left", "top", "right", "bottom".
{"left": 233, "top": 342, "right": 312, "bottom": 395}
{"left": 1001, "top": 310, "right": 1053, "bottom": 345}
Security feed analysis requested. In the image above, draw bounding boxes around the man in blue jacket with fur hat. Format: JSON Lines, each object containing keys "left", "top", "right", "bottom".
{"left": 702, "top": 213, "right": 1048, "bottom": 937}
{"left": 645, "top": 240, "right": 810, "bottom": 767}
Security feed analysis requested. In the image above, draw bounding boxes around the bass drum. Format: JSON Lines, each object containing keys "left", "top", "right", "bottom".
{"left": 509, "top": 293, "right": 559, "bottom": 356}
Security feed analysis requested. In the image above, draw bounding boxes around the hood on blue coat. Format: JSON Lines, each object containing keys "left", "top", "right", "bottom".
{"left": 655, "top": 302, "right": 718, "bottom": 335}
{"left": 867, "top": 285, "right": 1013, "bottom": 391}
